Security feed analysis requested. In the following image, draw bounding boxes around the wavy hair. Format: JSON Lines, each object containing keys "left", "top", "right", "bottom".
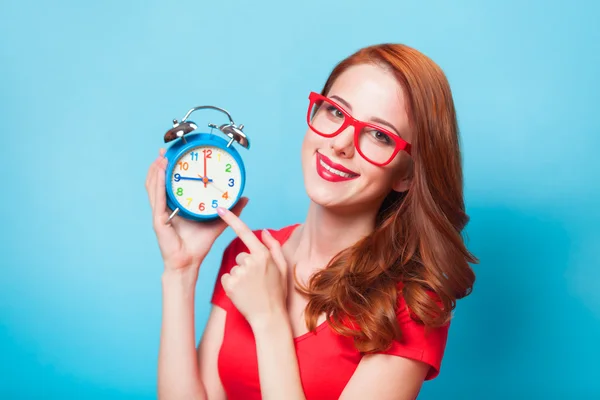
{"left": 294, "top": 43, "right": 477, "bottom": 353}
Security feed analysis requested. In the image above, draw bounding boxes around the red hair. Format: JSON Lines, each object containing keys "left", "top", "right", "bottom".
{"left": 295, "top": 43, "right": 477, "bottom": 353}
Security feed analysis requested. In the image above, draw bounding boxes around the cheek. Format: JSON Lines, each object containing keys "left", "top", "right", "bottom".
{"left": 301, "top": 128, "right": 324, "bottom": 154}
{"left": 367, "top": 169, "right": 392, "bottom": 189}
{"left": 300, "top": 130, "right": 317, "bottom": 170}
{"left": 362, "top": 162, "right": 404, "bottom": 191}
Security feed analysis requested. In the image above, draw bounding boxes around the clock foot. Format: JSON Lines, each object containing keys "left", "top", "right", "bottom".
{"left": 166, "top": 207, "right": 180, "bottom": 224}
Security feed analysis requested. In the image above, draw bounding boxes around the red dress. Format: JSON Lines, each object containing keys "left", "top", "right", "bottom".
{"left": 211, "top": 224, "right": 450, "bottom": 400}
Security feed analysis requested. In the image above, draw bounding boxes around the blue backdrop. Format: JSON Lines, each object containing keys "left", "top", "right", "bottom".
{"left": 1, "top": 0, "right": 598, "bottom": 398}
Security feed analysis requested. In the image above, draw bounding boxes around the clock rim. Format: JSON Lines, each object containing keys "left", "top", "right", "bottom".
{"left": 164, "top": 133, "right": 246, "bottom": 221}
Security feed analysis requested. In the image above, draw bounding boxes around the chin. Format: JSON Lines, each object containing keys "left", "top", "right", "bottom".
{"left": 302, "top": 166, "right": 370, "bottom": 212}
{"left": 305, "top": 183, "right": 344, "bottom": 208}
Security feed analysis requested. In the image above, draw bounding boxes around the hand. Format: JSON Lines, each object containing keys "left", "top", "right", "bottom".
{"left": 145, "top": 148, "right": 248, "bottom": 274}
{"left": 216, "top": 207, "right": 288, "bottom": 327}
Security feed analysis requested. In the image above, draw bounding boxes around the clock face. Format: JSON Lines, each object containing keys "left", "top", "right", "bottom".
{"left": 168, "top": 145, "right": 243, "bottom": 217}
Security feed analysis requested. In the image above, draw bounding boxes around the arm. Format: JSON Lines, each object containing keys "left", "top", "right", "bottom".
{"left": 251, "top": 312, "right": 436, "bottom": 400}
{"left": 251, "top": 312, "right": 429, "bottom": 400}
{"left": 338, "top": 354, "right": 429, "bottom": 400}
{"left": 158, "top": 268, "right": 207, "bottom": 400}
{"left": 197, "top": 306, "right": 228, "bottom": 400}
{"left": 251, "top": 309, "right": 306, "bottom": 400}
{"left": 158, "top": 269, "right": 228, "bottom": 400}
{"left": 340, "top": 296, "right": 449, "bottom": 399}
{"left": 210, "top": 212, "right": 306, "bottom": 400}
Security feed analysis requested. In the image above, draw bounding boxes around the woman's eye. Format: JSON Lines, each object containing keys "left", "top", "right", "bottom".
{"left": 371, "top": 130, "right": 392, "bottom": 145}
{"left": 326, "top": 105, "right": 344, "bottom": 118}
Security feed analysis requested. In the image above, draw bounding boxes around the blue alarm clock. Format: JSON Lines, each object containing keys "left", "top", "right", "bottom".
{"left": 162, "top": 106, "right": 250, "bottom": 222}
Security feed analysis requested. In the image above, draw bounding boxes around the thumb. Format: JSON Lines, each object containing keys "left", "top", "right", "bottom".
{"left": 261, "top": 229, "right": 287, "bottom": 276}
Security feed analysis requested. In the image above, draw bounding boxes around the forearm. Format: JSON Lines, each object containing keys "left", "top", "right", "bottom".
{"left": 158, "top": 268, "right": 206, "bottom": 400}
{"left": 251, "top": 311, "right": 306, "bottom": 400}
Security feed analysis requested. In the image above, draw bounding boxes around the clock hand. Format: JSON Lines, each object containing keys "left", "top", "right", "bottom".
{"left": 208, "top": 181, "right": 226, "bottom": 194}
{"left": 203, "top": 151, "right": 208, "bottom": 188}
{"left": 178, "top": 176, "right": 213, "bottom": 182}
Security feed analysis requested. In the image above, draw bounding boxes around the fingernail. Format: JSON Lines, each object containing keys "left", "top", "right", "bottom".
{"left": 216, "top": 207, "right": 226, "bottom": 216}
{"left": 263, "top": 229, "right": 272, "bottom": 237}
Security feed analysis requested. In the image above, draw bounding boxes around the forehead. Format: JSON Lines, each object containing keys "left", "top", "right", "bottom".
{"left": 326, "top": 64, "right": 411, "bottom": 142}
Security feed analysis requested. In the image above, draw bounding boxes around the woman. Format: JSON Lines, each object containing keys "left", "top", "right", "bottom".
{"left": 145, "top": 43, "right": 477, "bottom": 400}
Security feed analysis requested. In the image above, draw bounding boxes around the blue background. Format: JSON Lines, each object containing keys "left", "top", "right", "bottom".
{"left": 1, "top": 0, "right": 598, "bottom": 398}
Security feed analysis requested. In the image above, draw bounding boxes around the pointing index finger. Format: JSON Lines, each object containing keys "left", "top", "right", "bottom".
{"left": 216, "top": 206, "right": 264, "bottom": 253}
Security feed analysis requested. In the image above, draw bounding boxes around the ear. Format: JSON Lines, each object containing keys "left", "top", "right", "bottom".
{"left": 391, "top": 175, "right": 411, "bottom": 193}
{"left": 391, "top": 161, "right": 413, "bottom": 193}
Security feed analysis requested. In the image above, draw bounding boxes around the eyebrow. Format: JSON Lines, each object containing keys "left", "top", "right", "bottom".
{"left": 329, "top": 95, "right": 402, "bottom": 137}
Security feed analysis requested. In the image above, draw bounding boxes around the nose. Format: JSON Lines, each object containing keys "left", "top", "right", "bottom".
{"left": 330, "top": 125, "right": 355, "bottom": 159}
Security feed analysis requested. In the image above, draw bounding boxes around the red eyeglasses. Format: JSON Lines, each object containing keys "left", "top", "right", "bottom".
{"left": 306, "top": 92, "right": 411, "bottom": 166}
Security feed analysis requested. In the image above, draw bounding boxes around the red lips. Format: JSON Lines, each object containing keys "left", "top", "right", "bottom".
{"left": 316, "top": 152, "right": 359, "bottom": 182}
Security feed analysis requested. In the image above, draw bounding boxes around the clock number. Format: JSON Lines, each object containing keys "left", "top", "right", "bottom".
{"left": 225, "top": 163, "right": 232, "bottom": 173}
{"left": 178, "top": 161, "right": 189, "bottom": 171}
{"left": 222, "top": 191, "right": 229, "bottom": 200}
{"left": 217, "top": 153, "right": 221, "bottom": 162}
{"left": 190, "top": 152, "right": 198, "bottom": 161}
{"left": 186, "top": 197, "right": 192, "bottom": 206}
{"left": 228, "top": 178, "right": 235, "bottom": 187}
{"left": 176, "top": 188, "right": 183, "bottom": 196}
{"left": 212, "top": 200, "right": 218, "bottom": 208}
{"left": 199, "top": 202, "right": 205, "bottom": 211}
{"left": 174, "top": 173, "right": 181, "bottom": 182}
{"left": 203, "top": 149, "right": 212, "bottom": 158}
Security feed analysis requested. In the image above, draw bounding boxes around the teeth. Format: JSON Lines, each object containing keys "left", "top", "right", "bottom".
{"left": 319, "top": 159, "right": 355, "bottom": 178}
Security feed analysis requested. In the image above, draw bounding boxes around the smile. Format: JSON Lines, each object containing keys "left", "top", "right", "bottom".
{"left": 316, "top": 152, "right": 359, "bottom": 182}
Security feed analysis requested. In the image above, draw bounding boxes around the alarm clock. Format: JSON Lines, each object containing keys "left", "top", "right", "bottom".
{"left": 162, "top": 105, "right": 250, "bottom": 223}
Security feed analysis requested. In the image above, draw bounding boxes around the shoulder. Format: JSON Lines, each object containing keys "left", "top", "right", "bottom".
{"left": 385, "top": 282, "right": 450, "bottom": 380}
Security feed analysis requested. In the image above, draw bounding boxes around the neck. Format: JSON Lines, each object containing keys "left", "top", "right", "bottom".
{"left": 291, "top": 201, "right": 379, "bottom": 278}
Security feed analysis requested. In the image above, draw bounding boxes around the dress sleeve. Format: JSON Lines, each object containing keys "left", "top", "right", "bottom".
{"left": 378, "top": 293, "right": 450, "bottom": 380}
{"left": 210, "top": 237, "right": 246, "bottom": 313}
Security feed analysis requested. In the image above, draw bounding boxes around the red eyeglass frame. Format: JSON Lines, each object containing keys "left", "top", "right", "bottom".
{"left": 306, "top": 91, "right": 412, "bottom": 166}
